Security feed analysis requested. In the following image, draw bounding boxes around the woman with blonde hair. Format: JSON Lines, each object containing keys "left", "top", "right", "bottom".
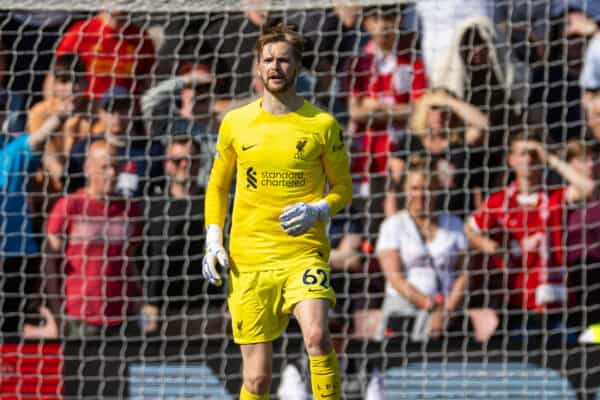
{"left": 376, "top": 157, "right": 469, "bottom": 341}
{"left": 386, "top": 89, "right": 489, "bottom": 217}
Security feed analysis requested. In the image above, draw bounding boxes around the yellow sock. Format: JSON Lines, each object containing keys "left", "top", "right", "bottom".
{"left": 309, "top": 350, "right": 341, "bottom": 400}
{"left": 240, "top": 385, "right": 269, "bottom": 400}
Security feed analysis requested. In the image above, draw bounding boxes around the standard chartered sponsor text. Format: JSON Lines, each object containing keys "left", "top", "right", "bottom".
{"left": 261, "top": 170, "right": 305, "bottom": 187}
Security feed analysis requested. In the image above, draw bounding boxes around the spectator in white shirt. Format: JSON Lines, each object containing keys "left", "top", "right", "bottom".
{"left": 375, "top": 157, "right": 468, "bottom": 341}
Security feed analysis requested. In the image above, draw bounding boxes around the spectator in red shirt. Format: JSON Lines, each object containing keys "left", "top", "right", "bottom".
{"left": 43, "top": 140, "right": 144, "bottom": 337}
{"left": 465, "top": 132, "right": 595, "bottom": 339}
{"left": 348, "top": 4, "right": 426, "bottom": 235}
{"left": 55, "top": 11, "right": 155, "bottom": 100}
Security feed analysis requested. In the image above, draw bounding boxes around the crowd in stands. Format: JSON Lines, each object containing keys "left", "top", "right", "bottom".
{"left": 1, "top": 2, "right": 600, "bottom": 358}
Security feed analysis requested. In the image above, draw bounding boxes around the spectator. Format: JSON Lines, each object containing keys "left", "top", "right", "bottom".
{"left": 581, "top": 26, "right": 600, "bottom": 139}
{"left": 154, "top": 13, "right": 211, "bottom": 79}
{"left": 387, "top": 89, "right": 489, "bottom": 217}
{"left": 0, "top": 41, "right": 27, "bottom": 135}
{"left": 557, "top": 142, "right": 600, "bottom": 328}
{"left": 376, "top": 157, "right": 469, "bottom": 341}
{"left": 584, "top": 89, "right": 600, "bottom": 141}
{"left": 328, "top": 204, "right": 380, "bottom": 331}
{"left": 431, "top": 16, "right": 519, "bottom": 191}
{"left": 527, "top": 9, "right": 596, "bottom": 143}
{"left": 67, "top": 86, "right": 163, "bottom": 197}
{"left": 1, "top": 11, "right": 74, "bottom": 106}
{"left": 579, "top": 13, "right": 600, "bottom": 98}
{"left": 55, "top": 11, "right": 155, "bottom": 100}
{"left": 144, "top": 134, "right": 225, "bottom": 336}
{"left": 27, "top": 54, "right": 86, "bottom": 235}
{"left": 431, "top": 16, "right": 514, "bottom": 111}
{"left": 465, "top": 132, "right": 595, "bottom": 340}
{"left": 414, "top": 0, "right": 497, "bottom": 78}
{"left": 44, "top": 140, "right": 143, "bottom": 337}
{"left": 141, "top": 63, "right": 215, "bottom": 176}
{"left": 328, "top": 206, "right": 365, "bottom": 274}
{"left": 0, "top": 113, "right": 63, "bottom": 337}
{"left": 348, "top": 4, "right": 426, "bottom": 234}
{"left": 325, "top": 5, "right": 371, "bottom": 124}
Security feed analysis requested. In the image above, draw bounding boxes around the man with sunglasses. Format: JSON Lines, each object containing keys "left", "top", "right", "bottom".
{"left": 144, "top": 133, "right": 225, "bottom": 336}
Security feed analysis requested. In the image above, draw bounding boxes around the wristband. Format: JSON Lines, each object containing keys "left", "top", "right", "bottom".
{"left": 206, "top": 224, "right": 222, "bottom": 245}
{"left": 312, "top": 200, "right": 330, "bottom": 220}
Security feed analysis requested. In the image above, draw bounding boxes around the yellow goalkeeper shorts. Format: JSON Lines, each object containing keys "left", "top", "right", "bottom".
{"left": 227, "top": 259, "right": 336, "bottom": 344}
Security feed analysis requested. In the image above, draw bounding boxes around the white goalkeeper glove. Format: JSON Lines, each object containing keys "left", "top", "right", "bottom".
{"left": 202, "top": 225, "right": 229, "bottom": 286}
{"left": 279, "top": 200, "right": 329, "bottom": 237}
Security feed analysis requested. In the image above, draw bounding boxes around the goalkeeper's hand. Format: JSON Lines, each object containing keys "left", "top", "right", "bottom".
{"left": 279, "top": 200, "right": 329, "bottom": 237}
{"left": 202, "top": 225, "right": 229, "bottom": 286}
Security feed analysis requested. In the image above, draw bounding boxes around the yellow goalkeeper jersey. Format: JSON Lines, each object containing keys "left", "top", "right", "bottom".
{"left": 205, "top": 99, "right": 352, "bottom": 272}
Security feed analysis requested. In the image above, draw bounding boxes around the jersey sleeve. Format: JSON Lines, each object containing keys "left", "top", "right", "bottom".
{"left": 376, "top": 216, "right": 400, "bottom": 253}
{"left": 469, "top": 193, "right": 500, "bottom": 234}
{"left": 0, "top": 134, "right": 40, "bottom": 189}
{"left": 321, "top": 119, "right": 352, "bottom": 216}
{"left": 205, "top": 114, "right": 237, "bottom": 228}
{"left": 411, "top": 59, "right": 428, "bottom": 101}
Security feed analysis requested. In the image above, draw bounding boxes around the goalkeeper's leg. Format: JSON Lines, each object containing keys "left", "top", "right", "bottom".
{"left": 239, "top": 342, "right": 272, "bottom": 400}
{"left": 294, "top": 299, "right": 341, "bottom": 400}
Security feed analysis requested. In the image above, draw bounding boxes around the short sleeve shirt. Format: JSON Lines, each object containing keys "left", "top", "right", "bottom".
{"left": 47, "top": 190, "right": 142, "bottom": 325}
{"left": 469, "top": 182, "right": 566, "bottom": 309}
{"left": 376, "top": 210, "right": 467, "bottom": 299}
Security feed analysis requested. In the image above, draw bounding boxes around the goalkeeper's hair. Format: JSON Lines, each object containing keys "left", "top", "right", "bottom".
{"left": 256, "top": 21, "right": 304, "bottom": 62}
{"left": 52, "top": 53, "right": 86, "bottom": 86}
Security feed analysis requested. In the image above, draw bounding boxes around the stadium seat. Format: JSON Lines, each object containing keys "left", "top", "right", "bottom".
{"left": 128, "top": 363, "right": 233, "bottom": 399}
{"left": 384, "top": 362, "right": 577, "bottom": 399}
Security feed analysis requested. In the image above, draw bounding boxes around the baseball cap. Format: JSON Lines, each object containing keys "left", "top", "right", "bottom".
{"left": 100, "top": 85, "right": 132, "bottom": 112}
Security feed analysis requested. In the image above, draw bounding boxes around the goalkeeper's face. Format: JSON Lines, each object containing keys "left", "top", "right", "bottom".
{"left": 256, "top": 41, "right": 300, "bottom": 95}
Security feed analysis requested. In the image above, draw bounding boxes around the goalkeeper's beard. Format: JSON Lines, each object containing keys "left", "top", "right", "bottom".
{"left": 261, "top": 73, "right": 296, "bottom": 94}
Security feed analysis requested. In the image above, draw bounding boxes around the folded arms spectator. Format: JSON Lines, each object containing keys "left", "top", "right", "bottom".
{"left": 44, "top": 140, "right": 144, "bottom": 338}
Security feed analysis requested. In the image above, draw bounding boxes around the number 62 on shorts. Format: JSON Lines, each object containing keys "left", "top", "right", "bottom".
{"left": 302, "top": 267, "right": 329, "bottom": 289}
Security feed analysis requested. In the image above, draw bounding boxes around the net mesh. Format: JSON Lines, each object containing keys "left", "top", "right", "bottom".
{"left": 0, "top": 1, "right": 599, "bottom": 399}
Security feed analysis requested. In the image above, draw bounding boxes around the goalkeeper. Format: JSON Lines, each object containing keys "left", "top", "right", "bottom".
{"left": 202, "top": 22, "right": 352, "bottom": 400}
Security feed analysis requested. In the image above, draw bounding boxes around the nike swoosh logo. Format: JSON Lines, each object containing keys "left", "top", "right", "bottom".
{"left": 242, "top": 144, "right": 258, "bottom": 151}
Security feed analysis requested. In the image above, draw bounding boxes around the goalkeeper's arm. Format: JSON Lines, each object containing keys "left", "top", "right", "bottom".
{"left": 203, "top": 117, "right": 236, "bottom": 285}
